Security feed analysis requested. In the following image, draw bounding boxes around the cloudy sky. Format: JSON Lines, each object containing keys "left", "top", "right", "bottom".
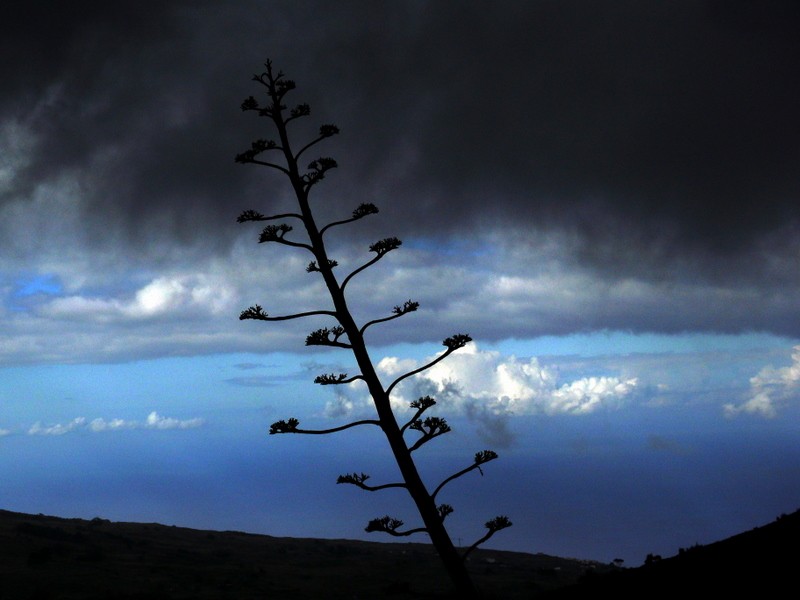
{"left": 1, "top": 1, "right": 799, "bottom": 564}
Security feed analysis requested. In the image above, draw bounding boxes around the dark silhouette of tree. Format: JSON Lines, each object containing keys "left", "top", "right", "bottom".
{"left": 644, "top": 553, "right": 662, "bottom": 566}
{"left": 235, "top": 60, "right": 510, "bottom": 597}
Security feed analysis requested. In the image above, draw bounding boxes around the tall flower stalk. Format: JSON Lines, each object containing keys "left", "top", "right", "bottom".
{"left": 236, "top": 61, "right": 510, "bottom": 597}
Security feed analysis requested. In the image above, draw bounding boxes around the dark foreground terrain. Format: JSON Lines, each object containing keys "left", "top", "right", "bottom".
{"left": 1, "top": 508, "right": 797, "bottom": 599}
{"left": 0, "top": 509, "right": 605, "bottom": 599}
{"left": 541, "top": 508, "right": 799, "bottom": 599}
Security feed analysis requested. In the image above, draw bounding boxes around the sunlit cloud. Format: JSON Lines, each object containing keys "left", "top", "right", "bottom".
{"left": 28, "top": 417, "right": 87, "bottom": 436}
{"left": 724, "top": 346, "right": 800, "bottom": 418}
{"left": 26, "top": 412, "right": 204, "bottom": 435}
{"left": 42, "top": 275, "right": 236, "bottom": 322}
{"left": 88, "top": 417, "right": 132, "bottom": 432}
{"left": 388, "top": 342, "right": 638, "bottom": 416}
{"left": 326, "top": 343, "right": 638, "bottom": 442}
{"left": 144, "top": 411, "right": 204, "bottom": 430}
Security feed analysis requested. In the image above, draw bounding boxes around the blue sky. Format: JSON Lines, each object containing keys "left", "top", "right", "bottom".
{"left": 2, "top": 1, "right": 800, "bottom": 566}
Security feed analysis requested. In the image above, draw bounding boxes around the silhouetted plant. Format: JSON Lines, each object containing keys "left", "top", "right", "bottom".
{"left": 644, "top": 553, "right": 662, "bottom": 566}
{"left": 236, "top": 60, "right": 510, "bottom": 597}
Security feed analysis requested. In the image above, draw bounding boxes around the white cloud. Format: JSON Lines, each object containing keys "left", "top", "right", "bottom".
{"left": 548, "top": 376, "right": 638, "bottom": 415}
{"left": 375, "top": 355, "right": 419, "bottom": 377}
{"left": 88, "top": 417, "right": 132, "bottom": 432}
{"left": 43, "top": 274, "right": 236, "bottom": 322}
{"left": 3, "top": 224, "right": 800, "bottom": 366}
{"left": 0, "top": 428, "right": 11, "bottom": 437}
{"left": 390, "top": 343, "right": 637, "bottom": 416}
{"left": 724, "top": 345, "right": 800, "bottom": 418}
{"left": 724, "top": 393, "right": 777, "bottom": 419}
{"left": 335, "top": 342, "right": 637, "bottom": 423}
{"left": 144, "top": 411, "right": 204, "bottom": 430}
{"left": 28, "top": 417, "right": 87, "bottom": 436}
{"left": 26, "top": 413, "right": 204, "bottom": 435}
{"left": 324, "top": 396, "right": 356, "bottom": 419}
{"left": 131, "top": 278, "right": 187, "bottom": 316}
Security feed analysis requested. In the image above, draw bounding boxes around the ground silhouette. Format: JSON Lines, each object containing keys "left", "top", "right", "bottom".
{"left": 0, "top": 509, "right": 603, "bottom": 599}
{"left": 2, "top": 507, "right": 796, "bottom": 598}
{"left": 540, "top": 509, "right": 799, "bottom": 598}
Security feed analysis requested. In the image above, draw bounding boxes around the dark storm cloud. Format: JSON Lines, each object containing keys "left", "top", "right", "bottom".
{"left": 0, "top": 2, "right": 175, "bottom": 102}
{"left": 317, "top": 1, "right": 800, "bottom": 267}
{"left": 3, "top": 1, "right": 799, "bottom": 278}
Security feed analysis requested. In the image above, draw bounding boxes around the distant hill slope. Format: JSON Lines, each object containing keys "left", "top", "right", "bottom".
{"left": 542, "top": 509, "right": 800, "bottom": 598}
{"left": 2, "top": 508, "right": 795, "bottom": 598}
{"left": 0, "top": 509, "right": 606, "bottom": 599}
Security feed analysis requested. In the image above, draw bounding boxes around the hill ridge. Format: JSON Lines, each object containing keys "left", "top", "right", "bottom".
{"left": 2, "top": 507, "right": 796, "bottom": 598}
{"left": 0, "top": 508, "right": 605, "bottom": 599}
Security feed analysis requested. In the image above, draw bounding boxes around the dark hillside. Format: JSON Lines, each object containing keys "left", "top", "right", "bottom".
{"left": 3, "top": 508, "right": 796, "bottom": 599}
{"left": 0, "top": 509, "right": 605, "bottom": 599}
{"left": 542, "top": 509, "right": 800, "bottom": 598}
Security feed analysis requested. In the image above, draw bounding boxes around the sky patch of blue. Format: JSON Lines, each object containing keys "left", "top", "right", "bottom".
{"left": 13, "top": 273, "right": 63, "bottom": 297}
{"left": 3, "top": 273, "right": 64, "bottom": 312}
